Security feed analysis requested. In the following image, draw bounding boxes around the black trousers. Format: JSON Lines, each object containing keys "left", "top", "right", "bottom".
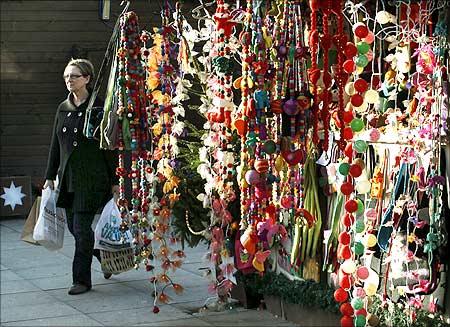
{"left": 66, "top": 209, "right": 101, "bottom": 288}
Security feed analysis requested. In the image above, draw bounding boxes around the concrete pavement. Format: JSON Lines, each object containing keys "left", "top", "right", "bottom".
{"left": 0, "top": 217, "right": 296, "bottom": 326}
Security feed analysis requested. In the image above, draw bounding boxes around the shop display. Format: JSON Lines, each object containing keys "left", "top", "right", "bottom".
{"left": 101, "top": 0, "right": 449, "bottom": 324}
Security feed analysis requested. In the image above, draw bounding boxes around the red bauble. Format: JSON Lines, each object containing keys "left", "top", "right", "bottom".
{"left": 343, "top": 59, "right": 356, "bottom": 74}
{"left": 340, "top": 182, "right": 354, "bottom": 195}
{"left": 344, "top": 143, "right": 353, "bottom": 158}
{"left": 342, "top": 127, "right": 354, "bottom": 141}
{"left": 341, "top": 315, "right": 354, "bottom": 327}
{"left": 355, "top": 308, "right": 368, "bottom": 316}
{"left": 351, "top": 94, "right": 364, "bottom": 107}
{"left": 340, "top": 274, "right": 352, "bottom": 289}
{"left": 344, "top": 42, "right": 357, "bottom": 58}
{"left": 338, "top": 231, "right": 351, "bottom": 245}
{"left": 342, "top": 213, "right": 354, "bottom": 227}
{"left": 339, "top": 245, "right": 352, "bottom": 260}
{"left": 345, "top": 199, "right": 358, "bottom": 213}
{"left": 334, "top": 287, "right": 349, "bottom": 303}
{"left": 342, "top": 110, "right": 354, "bottom": 124}
{"left": 354, "top": 78, "right": 368, "bottom": 93}
{"left": 349, "top": 164, "right": 363, "bottom": 178}
{"left": 340, "top": 302, "right": 354, "bottom": 316}
{"left": 353, "top": 22, "right": 369, "bottom": 39}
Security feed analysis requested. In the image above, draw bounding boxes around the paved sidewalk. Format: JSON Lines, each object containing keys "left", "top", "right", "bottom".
{"left": 0, "top": 218, "right": 296, "bottom": 326}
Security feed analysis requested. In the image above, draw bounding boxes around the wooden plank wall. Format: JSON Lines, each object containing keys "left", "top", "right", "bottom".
{"left": 0, "top": 0, "right": 184, "bottom": 186}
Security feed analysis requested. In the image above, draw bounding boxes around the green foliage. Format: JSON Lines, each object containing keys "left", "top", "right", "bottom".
{"left": 171, "top": 113, "right": 210, "bottom": 248}
{"left": 369, "top": 296, "right": 450, "bottom": 327}
{"left": 237, "top": 271, "right": 339, "bottom": 314}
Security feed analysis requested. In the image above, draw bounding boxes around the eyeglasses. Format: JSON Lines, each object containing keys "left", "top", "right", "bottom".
{"left": 63, "top": 74, "right": 84, "bottom": 80}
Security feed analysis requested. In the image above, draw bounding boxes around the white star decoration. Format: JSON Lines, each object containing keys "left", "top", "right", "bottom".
{"left": 1, "top": 181, "right": 26, "bottom": 211}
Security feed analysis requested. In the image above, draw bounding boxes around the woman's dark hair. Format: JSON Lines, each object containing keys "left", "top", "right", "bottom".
{"left": 65, "top": 58, "right": 95, "bottom": 90}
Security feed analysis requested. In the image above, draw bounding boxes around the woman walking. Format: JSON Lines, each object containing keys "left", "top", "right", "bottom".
{"left": 44, "top": 58, "right": 118, "bottom": 295}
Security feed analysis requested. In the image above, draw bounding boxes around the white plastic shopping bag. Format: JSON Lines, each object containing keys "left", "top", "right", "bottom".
{"left": 94, "top": 198, "right": 132, "bottom": 251}
{"left": 33, "top": 187, "right": 66, "bottom": 251}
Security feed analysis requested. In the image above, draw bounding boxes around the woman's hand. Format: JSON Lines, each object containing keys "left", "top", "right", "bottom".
{"left": 43, "top": 180, "right": 54, "bottom": 190}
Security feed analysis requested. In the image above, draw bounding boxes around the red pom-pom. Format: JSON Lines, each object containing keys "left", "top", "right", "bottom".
{"left": 338, "top": 231, "right": 351, "bottom": 245}
{"left": 339, "top": 274, "right": 352, "bottom": 289}
{"left": 345, "top": 199, "right": 358, "bottom": 213}
{"left": 343, "top": 59, "right": 356, "bottom": 74}
{"left": 342, "top": 127, "right": 354, "bottom": 141}
{"left": 152, "top": 306, "right": 160, "bottom": 314}
{"left": 353, "top": 23, "right": 369, "bottom": 39}
{"left": 340, "top": 302, "right": 354, "bottom": 316}
{"left": 355, "top": 308, "right": 367, "bottom": 316}
{"left": 354, "top": 78, "right": 368, "bottom": 93}
{"left": 344, "top": 143, "right": 353, "bottom": 158}
{"left": 340, "top": 182, "right": 354, "bottom": 196}
{"left": 344, "top": 42, "right": 357, "bottom": 58}
{"left": 341, "top": 315, "right": 354, "bottom": 327}
{"left": 334, "top": 288, "right": 349, "bottom": 302}
{"left": 351, "top": 94, "right": 364, "bottom": 107}
{"left": 342, "top": 213, "right": 354, "bottom": 227}
{"left": 349, "top": 164, "right": 363, "bottom": 178}
{"left": 339, "top": 245, "right": 352, "bottom": 260}
{"left": 342, "top": 110, "right": 354, "bottom": 124}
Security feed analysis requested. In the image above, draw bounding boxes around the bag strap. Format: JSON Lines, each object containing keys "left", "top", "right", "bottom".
{"left": 84, "top": 2, "right": 130, "bottom": 135}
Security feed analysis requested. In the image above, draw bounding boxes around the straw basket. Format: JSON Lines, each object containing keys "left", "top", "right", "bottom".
{"left": 100, "top": 247, "right": 134, "bottom": 274}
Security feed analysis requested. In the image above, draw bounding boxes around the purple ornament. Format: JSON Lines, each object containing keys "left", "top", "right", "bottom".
{"left": 283, "top": 98, "right": 299, "bottom": 116}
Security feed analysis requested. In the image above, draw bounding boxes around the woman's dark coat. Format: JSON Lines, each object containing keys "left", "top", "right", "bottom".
{"left": 45, "top": 94, "right": 117, "bottom": 212}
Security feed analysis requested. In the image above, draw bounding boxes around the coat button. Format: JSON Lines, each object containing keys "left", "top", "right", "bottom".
{"left": 73, "top": 141, "right": 78, "bottom": 147}
{"left": 74, "top": 128, "right": 78, "bottom": 133}
{"left": 67, "top": 112, "right": 71, "bottom": 117}
{"left": 62, "top": 127, "right": 67, "bottom": 132}
{"left": 78, "top": 112, "right": 82, "bottom": 117}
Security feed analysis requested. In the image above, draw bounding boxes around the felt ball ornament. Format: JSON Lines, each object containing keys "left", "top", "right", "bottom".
{"left": 356, "top": 198, "right": 365, "bottom": 215}
{"left": 343, "top": 59, "right": 356, "bottom": 73}
{"left": 354, "top": 140, "right": 368, "bottom": 153}
{"left": 367, "top": 313, "right": 380, "bottom": 326}
{"left": 340, "top": 274, "right": 353, "bottom": 289}
{"left": 339, "top": 245, "right": 352, "bottom": 260}
{"left": 350, "top": 118, "right": 364, "bottom": 132}
{"left": 344, "top": 143, "right": 353, "bottom": 158}
{"left": 356, "top": 180, "right": 371, "bottom": 194}
{"left": 364, "top": 233, "right": 377, "bottom": 248}
{"left": 349, "top": 163, "right": 363, "bottom": 178}
{"left": 345, "top": 82, "right": 356, "bottom": 96}
{"left": 353, "top": 241, "right": 365, "bottom": 255}
{"left": 356, "top": 266, "right": 370, "bottom": 280}
{"left": 344, "top": 42, "right": 358, "bottom": 58}
{"left": 353, "top": 22, "right": 369, "bottom": 38}
{"left": 353, "top": 287, "right": 366, "bottom": 298}
{"left": 356, "top": 308, "right": 367, "bottom": 317}
{"left": 342, "top": 110, "right": 354, "bottom": 124}
{"left": 342, "top": 127, "right": 354, "bottom": 141}
{"left": 365, "top": 89, "right": 379, "bottom": 104}
{"left": 262, "top": 140, "right": 276, "bottom": 154}
{"left": 355, "top": 54, "right": 369, "bottom": 68}
{"left": 338, "top": 162, "right": 350, "bottom": 175}
{"left": 345, "top": 199, "right": 358, "bottom": 213}
{"left": 340, "top": 302, "right": 354, "bottom": 316}
{"left": 355, "top": 315, "right": 366, "bottom": 327}
{"left": 351, "top": 297, "right": 364, "bottom": 310}
{"left": 341, "top": 315, "right": 354, "bottom": 327}
{"left": 338, "top": 231, "right": 351, "bottom": 245}
{"left": 356, "top": 41, "right": 370, "bottom": 55}
{"left": 341, "top": 260, "right": 357, "bottom": 274}
{"left": 351, "top": 94, "right": 364, "bottom": 107}
{"left": 245, "top": 170, "right": 260, "bottom": 185}
{"left": 369, "top": 128, "right": 381, "bottom": 142}
{"left": 342, "top": 213, "right": 354, "bottom": 227}
{"left": 340, "top": 182, "right": 354, "bottom": 195}
{"left": 355, "top": 220, "right": 365, "bottom": 233}
{"left": 354, "top": 78, "right": 369, "bottom": 93}
{"left": 334, "top": 287, "right": 349, "bottom": 302}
